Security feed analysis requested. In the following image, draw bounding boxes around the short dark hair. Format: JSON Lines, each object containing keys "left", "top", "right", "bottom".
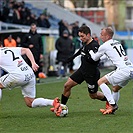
{"left": 31, "top": 23, "right": 36, "bottom": 27}
{"left": 78, "top": 25, "right": 91, "bottom": 35}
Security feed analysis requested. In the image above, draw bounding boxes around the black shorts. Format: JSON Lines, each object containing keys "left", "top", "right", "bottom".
{"left": 70, "top": 68, "right": 100, "bottom": 93}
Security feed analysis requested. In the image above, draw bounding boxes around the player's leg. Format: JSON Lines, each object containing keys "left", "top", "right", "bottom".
{"left": 87, "top": 69, "right": 107, "bottom": 101}
{"left": 98, "top": 76, "right": 116, "bottom": 105}
{"left": 61, "top": 77, "right": 78, "bottom": 104}
{"left": 22, "top": 78, "right": 62, "bottom": 116}
{"left": 24, "top": 97, "right": 58, "bottom": 108}
{"left": 98, "top": 69, "right": 129, "bottom": 114}
{"left": 112, "top": 77, "right": 129, "bottom": 104}
{"left": 0, "top": 74, "right": 16, "bottom": 101}
{"left": 88, "top": 79, "right": 107, "bottom": 101}
{"left": 89, "top": 91, "right": 107, "bottom": 101}
{"left": 61, "top": 69, "right": 83, "bottom": 105}
{"left": 98, "top": 76, "right": 118, "bottom": 114}
{"left": 112, "top": 85, "right": 121, "bottom": 104}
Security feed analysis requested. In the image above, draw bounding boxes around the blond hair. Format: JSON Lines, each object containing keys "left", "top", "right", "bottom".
{"left": 102, "top": 27, "right": 114, "bottom": 37}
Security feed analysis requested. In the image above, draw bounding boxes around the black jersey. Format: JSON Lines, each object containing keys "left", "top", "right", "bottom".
{"left": 80, "top": 40, "right": 100, "bottom": 74}
{"left": 70, "top": 39, "right": 100, "bottom": 91}
{"left": 80, "top": 40, "right": 99, "bottom": 70}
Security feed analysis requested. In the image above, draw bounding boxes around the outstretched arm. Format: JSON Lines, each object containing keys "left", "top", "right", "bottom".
{"left": 21, "top": 48, "right": 39, "bottom": 72}
{"left": 66, "top": 47, "right": 82, "bottom": 63}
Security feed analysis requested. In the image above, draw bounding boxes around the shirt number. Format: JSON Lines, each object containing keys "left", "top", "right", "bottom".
{"left": 4, "top": 50, "right": 19, "bottom": 61}
{"left": 113, "top": 45, "right": 126, "bottom": 57}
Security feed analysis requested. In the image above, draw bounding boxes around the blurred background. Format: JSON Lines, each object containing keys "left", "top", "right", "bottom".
{"left": 0, "top": 0, "right": 133, "bottom": 76}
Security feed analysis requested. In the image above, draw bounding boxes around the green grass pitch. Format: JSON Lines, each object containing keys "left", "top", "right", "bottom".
{"left": 0, "top": 69, "right": 133, "bottom": 133}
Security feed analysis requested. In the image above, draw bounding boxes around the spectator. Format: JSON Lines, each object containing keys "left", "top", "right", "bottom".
{"left": 58, "top": 20, "right": 69, "bottom": 37}
{"left": 2, "top": 1, "right": 14, "bottom": 23}
{"left": 72, "top": 21, "right": 81, "bottom": 50}
{"left": 25, "top": 13, "right": 37, "bottom": 26}
{"left": 68, "top": 35, "right": 75, "bottom": 73}
{"left": 4, "top": 35, "right": 17, "bottom": 47}
{"left": 16, "top": 36, "right": 21, "bottom": 47}
{"left": 55, "top": 30, "right": 74, "bottom": 78}
{"left": 72, "top": 21, "right": 79, "bottom": 38}
{"left": 22, "top": 23, "right": 44, "bottom": 83}
{"left": 37, "top": 14, "right": 51, "bottom": 28}
{"left": 12, "top": 4, "right": 22, "bottom": 24}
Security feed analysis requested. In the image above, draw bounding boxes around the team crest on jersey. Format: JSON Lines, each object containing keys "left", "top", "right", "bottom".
{"left": 17, "top": 60, "right": 23, "bottom": 67}
{"left": 124, "top": 56, "right": 128, "bottom": 61}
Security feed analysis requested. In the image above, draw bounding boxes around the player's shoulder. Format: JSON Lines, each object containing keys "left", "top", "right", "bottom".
{"left": 6, "top": 47, "right": 22, "bottom": 53}
{"left": 7, "top": 47, "right": 21, "bottom": 50}
{"left": 91, "top": 40, "right": 99, "bottom": 48}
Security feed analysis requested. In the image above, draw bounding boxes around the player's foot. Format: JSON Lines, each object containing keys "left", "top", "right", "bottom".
{"left": 100, "top": 101, "right": 110, "bottom": 113}
{"left": 51, "top": 97, "right": 62, "bottom": 116}
{"left": 103, "top": 104, "right": 118, "bottom": 115}
{"left": 50, "top": 108, "right": 54, "bottom": 112}
{"left": 100, "top": 108, "right": 106, "bottom": 113}
{"left": 105, "top": 101, "right": 110, "bottom": 109}
{"left": 55, "top": 106, "right": 62, "bottom": 116}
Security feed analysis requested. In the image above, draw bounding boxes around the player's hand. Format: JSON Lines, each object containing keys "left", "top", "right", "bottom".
{"left": 32, "top": 63, "right": 39, "bottom": 72}
{"left": 29, "top": 44, "right": 34, "bottom": 48}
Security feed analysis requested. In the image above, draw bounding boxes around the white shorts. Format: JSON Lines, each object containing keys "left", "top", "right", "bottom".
{"left": 105, "top": 67, "right": 132, "bottom": 87}
{"left": 0, "top": 72, "right": 36, "bottom": 98}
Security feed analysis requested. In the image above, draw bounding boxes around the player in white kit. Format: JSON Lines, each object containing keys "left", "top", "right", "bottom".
{"left": 89, "top": 27, "right": 133, "bottom": 114}
{"left": 0, "top": 44, "right": 62, "bottom": 116}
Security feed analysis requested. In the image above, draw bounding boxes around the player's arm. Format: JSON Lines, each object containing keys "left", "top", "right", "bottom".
{"left": 21, "top": 48, "right": 39, "bottom": 72}
{"left": 65, "top": 47, "right": 82, "bottom": 63}
{"left": 89, "top": 46, "right": 104, "bottom": 61}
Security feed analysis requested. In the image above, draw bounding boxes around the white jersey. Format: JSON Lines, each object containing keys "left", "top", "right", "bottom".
{"left": 0, "top": 47, "right": 33, "bottom": 74}
{"left": 90, "top": 39, "right": 133, "bottom": 69}
{"left": 0, "top": 47, "right": 36, "bottom": 98}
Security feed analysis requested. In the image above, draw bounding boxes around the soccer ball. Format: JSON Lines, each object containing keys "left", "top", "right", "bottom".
{"left": 60, "top": 104, "right": 68, "bottom": 117}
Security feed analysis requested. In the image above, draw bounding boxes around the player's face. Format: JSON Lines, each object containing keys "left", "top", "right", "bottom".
{"left": 100, "top": 29, "right": 109, "bottom": 43}
{"left": 31, "top": 25, "right": 37, "bottom": 33}
{"left": 78, "top": 32, "right": 90, "bottom": 44}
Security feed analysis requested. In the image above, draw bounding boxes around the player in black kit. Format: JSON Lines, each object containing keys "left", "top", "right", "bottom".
{"left": 61, "top": 25, "right": 107, "bottom": 105}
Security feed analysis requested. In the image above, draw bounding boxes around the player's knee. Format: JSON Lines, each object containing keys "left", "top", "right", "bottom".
{"left": 112, "top": 86, "right": 121, "bottom": 92}
{"left": 98, "top": 76, "right": 109, "bottom": 86}
{"left": 98, "top": 79, "right": 102, "bottom": 86}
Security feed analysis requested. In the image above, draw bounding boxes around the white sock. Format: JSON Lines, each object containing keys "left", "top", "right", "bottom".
{"left": 31, "top": 98, "right": 54, "bottom": 108}
{"left": 99, "top": 83, "right": 115, "bottom": 104}
{"left": 112, "top": 91, "right": 120, "bottom": 104}
{"left": 0, "top": 89, "right": 2, "bottom": 101}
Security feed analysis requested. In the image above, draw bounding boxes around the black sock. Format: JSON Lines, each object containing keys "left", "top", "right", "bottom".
{"left": 100, "top": 96, "right": 107, "bottom": 101}
{"left": 111, "top": 103, "right": 116, "bottom": 107}
{"left": 61, "top": 94, "right": 68, "bottom": 104}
